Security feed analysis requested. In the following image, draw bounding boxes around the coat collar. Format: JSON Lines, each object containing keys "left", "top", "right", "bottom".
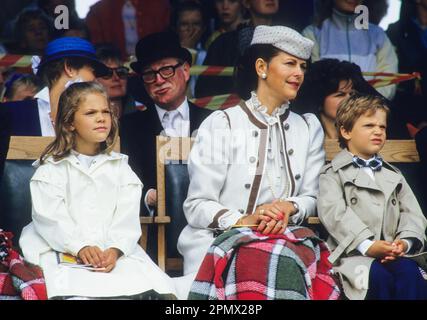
{"left": 238, "top": 100, "right": 290, "bottom": 129}
{"left": 34, "top": 151, "right": 123, "bottom": 172}
{"left": 332, "top": 149, "right": 402, "bottom": 199}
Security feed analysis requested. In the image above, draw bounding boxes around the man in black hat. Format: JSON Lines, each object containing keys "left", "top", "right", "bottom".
{"left": 120, "top": 31, "right": 211, "bottom": 216}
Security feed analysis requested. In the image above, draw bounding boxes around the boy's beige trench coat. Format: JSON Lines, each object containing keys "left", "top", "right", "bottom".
{"left": 317, "top": 149, "right": 427, "bottom": 300}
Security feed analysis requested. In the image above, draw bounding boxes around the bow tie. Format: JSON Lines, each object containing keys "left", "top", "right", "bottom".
{"left": 352, "top": 155, "right": 383, "bottom": 171}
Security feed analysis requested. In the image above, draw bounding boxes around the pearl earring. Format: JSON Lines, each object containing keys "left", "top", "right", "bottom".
{"left": 261, "top": 73, "right": 267, "bottom": 79}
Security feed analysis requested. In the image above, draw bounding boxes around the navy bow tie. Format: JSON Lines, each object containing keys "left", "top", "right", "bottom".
{"left": 352, "top": 155, "right": 383, "bottom": 171}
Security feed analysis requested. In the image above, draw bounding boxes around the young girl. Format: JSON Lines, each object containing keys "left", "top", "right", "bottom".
{"left": 19, "top": 82, "right": 177, "bottom": 299}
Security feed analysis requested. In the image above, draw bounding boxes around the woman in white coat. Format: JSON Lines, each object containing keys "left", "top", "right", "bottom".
{"left": 19, "top": 82, "right": 176, "bottom": 299}
{"left": 177, "top": 26, "right": 335, "bottom": 299}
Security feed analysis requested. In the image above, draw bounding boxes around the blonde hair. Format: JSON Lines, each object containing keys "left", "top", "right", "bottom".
{"left": 40, "top": 81, "right": 118, "bottom": 163}
{"left": 335, "top": 92, "right": 390, "bottom": 149}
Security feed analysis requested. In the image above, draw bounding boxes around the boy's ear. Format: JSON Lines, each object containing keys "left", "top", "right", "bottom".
{"left": 340, "top": 126, "right": 351, "bottom": 141}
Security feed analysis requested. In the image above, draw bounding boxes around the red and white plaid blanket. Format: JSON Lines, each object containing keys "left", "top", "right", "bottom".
{"left": 188, "top": 226, "right": 341, "bottom": 300}
{"left": 0, "top": 230, "right": 47, "bottom": 300}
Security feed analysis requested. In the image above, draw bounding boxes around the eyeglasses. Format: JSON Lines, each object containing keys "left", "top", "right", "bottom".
{"left": 102, "top": 66, "right": 129, "bottom": 80}
{"left": 141, "top": 62, "right": 183, "bottom": 84}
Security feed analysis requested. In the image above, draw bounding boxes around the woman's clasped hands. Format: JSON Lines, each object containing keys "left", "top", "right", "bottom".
{"left": 238, "top": 200, "right": 298, "bottom": 235}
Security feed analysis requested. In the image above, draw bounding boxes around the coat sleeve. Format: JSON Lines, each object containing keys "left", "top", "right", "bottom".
{"left": 317, "top": 168, "right": 375, "bottom": 261}
{"left": 183, "top": 111, "right": 242, "bottom": 230}
{"left": 287, "top": 113, "right": 325, "bottom": 224}
{"left": 30, "top": 164, "right": 94, "bottom": 256}
{"left": 396, "top": 175, "right": 427, "bottom": 251}
{"left": 105, "top": 159, "right": 143, "bottom": 256}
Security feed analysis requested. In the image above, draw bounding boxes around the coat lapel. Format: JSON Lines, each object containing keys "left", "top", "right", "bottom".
{"left": 145, "top": 102, "right": 164, "bottom": 135}
{"left": 374, "top": 165, "right": 402, "bottom": 202}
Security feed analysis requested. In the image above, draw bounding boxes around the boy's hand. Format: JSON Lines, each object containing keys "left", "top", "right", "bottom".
{"left": 99, "top": 248, "right": 123, "bottom": 273}
{"left": 366, "top": 240, "right": 395, "bottom": 260}
{"left": 391, "top": 239, "right": 407, "bottom": 256}
{"left": 78, "top": 246, "right": 104, "bottom": 268}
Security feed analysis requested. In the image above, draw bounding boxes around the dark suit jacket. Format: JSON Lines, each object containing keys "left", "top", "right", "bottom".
{"left": 0, "top": 106, "right": 11, "bottom": 182}
{"left": 120, "top": 101, "right": 212, "bottom": 215}
{"left": 1, "top": 99, "right": 42, "bottom": 136}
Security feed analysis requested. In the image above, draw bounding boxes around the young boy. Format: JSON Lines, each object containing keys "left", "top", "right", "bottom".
{"left": 317, "top": 92, "right": 427, "bottom": 300}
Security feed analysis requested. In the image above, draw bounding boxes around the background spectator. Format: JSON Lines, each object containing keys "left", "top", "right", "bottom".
{"left": 8, "top": 9, "right": 52, "bottom": 55}
{"left": 387, "top": 0, "right": 427, "bottom": 130}
{"left": 205, "top": 0, "right": 245, "bottom": 49}
{"left": 303, "top": 0, "right": 398, "bottom": 100}
{"left": 172, "top": 1, "right": 209, "bottom": 97}
{"left": 95, "top": 43, "right": 136, "bottom": 118}
{"left": 195, "top": 0, "right": 279, "bottom": 98}
{"left": 2, "top": 73, "right": 43, "bottom": 102}
{"left": 86, "top": 0, "right": 171, "bottom": 58}
{"left": 294, "top": 59, "right": 409, "bottom": 140}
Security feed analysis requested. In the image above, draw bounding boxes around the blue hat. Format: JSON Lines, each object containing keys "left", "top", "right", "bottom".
{"left": 37, "top": 37, "right": 109, "bottom": 77}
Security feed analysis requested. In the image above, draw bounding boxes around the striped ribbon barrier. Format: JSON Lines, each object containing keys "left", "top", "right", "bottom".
{"left": 0, "top": 54, "right": 420, "bottom": 89}
{"left": 0, "top": 55, "right": 422, "bottom": 109}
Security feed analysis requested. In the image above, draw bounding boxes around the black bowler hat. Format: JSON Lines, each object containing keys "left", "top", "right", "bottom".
{"left": 37, "top": 37, "right": 110, "bottom": 77}
{"left": 130, "top": 32, "right": 192, "bottom": 73}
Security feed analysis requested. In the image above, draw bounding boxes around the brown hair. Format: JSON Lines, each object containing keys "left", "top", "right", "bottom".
{"left": 39, "top": 81, "right": 118, "bottom": 163}
{"left": 335, "top": 92, "right": 390, "bottom": 149}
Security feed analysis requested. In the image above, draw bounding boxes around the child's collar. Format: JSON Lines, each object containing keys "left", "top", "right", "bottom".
{"left": 32, "top": 151, "right": 123, "bottom": 167}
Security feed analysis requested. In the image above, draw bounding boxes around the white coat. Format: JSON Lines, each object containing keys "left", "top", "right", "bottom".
{"left": 19, "top": 151, "right": 176, "bottom": 299}
{"left": 177, "top": 101, "right": 325, "bottom": 278}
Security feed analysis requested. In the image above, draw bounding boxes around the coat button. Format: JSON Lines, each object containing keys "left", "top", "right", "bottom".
{"left": 284, "top": 123, "right": 290, "bottom": 130}
{"left": 288, "top": 149, "right": 294, "bottom": 156}
{"left": 249, "top": 156, "right": 257, "bottom": 163}
{"left": 252, "top": 131, "right": 259, "bottom": 137}
{"left": 295, "top": 174, "right": 301, "bottom": 180}
{"left": 391, "top": 199, "right": 396, "bottom": 206}
{"left": 244, "top": 183, "right": 251, "bottom": 189}
{"left": 350, "top": 197, "right": 357, "bottom": 205}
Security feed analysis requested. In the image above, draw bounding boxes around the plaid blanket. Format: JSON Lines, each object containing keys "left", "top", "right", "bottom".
{"left": 188, "top": 226, "right": 341, "bottom": 300}
{"left": 0, "top": 230, "right": 47, "bottom": 300}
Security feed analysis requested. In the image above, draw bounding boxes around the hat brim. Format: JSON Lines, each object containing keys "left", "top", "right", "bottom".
{"left": 37, "top": 53, "right": 110, "bottom": 78}
{"left": 130, "top": 47, "right": 192, "bottom": 73}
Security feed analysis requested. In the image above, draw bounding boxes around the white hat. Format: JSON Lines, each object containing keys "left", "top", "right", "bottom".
{"left": 250, "top": 25, "right": 314, "bottom": 60}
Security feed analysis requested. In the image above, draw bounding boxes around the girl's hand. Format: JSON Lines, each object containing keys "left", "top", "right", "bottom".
{"left": 78, "top": 246, "right": 104, "bottom": 268}
{"left": 99, "top": 248, "right": 122, "bottom": 273}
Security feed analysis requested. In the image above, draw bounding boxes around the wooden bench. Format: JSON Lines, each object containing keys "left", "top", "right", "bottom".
{"left": 153, "top": 137, "right": 421, "bottom": 272}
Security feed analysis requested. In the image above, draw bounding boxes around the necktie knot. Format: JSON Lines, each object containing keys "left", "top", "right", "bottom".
{"left": 352, "top": 155, "right": 383, "bottom": 171}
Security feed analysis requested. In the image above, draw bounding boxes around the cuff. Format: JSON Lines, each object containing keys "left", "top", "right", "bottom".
{"left": 217, "top": 210, "right": 244, "bottom": 230}
{"left": 401, "top": 238, "right": 413, "bottom": 254}
{"left": 144, "top": 189, "right": 155, "bottom": 217}
{"left": 289, "top": 211, "right": 304, "bottom": 225}
{"left": 357, "top": 239, "right": 374, "bottom": 256}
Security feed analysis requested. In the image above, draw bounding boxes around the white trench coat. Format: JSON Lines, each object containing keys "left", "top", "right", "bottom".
{"left": 20, "top": 151, "right": 176, "bottom": 299}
